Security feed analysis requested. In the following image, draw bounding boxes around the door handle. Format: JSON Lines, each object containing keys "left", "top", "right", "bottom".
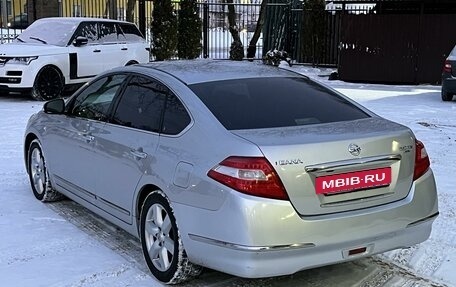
{"left": 121, "top": 47, "right": 128, "bottom": 51}
{"left": 93, "top": 49, "right": 101, "bottom": 53}
{"left": 78, "top": 132, "right": 94, "bottom": 143}
{"left": 130, "top": 149, "right": 147, "bottom": 159}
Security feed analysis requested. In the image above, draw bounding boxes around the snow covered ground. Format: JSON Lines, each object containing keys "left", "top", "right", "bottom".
{"left": 0, "top": 65, "right": 455, "bottom": 286}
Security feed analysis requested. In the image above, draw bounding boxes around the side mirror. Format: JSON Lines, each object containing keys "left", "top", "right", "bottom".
{"left": 73, "top": 36, "right": 88, "bottom": 47}
{"left": 44, "top": 99, "right": 65, "bottom": 114}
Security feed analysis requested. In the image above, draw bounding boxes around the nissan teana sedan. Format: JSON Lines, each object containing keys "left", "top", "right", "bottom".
{"left": 24, "top": 60, "right": 439, "bottom": 284}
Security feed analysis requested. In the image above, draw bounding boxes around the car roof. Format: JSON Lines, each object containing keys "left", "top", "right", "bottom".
{"left": 137, "top": 60, "right": 305, "bottom": 85}
{"left": 34, "top": 17, "right": 134, "bottom": 25}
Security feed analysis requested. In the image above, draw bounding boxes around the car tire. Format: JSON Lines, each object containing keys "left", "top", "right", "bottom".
{"left": 441, "top": 91, "right": 453, "bottom": 102}
{"left": 140, "top": 191, "right": 202, "bottom": 284}
{"left": 31, "top": 66, "right": 64, "bottom": 101}
{"left": 27, "top": 139, "right": 63, "bottom": 202}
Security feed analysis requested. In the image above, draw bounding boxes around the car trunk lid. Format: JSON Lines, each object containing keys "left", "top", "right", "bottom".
{"left": 232, "top": 118, "right": 415, "bottom": 215}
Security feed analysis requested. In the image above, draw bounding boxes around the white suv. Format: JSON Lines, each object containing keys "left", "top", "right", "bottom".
{"left": 0, "top": 17, "right": 150, "bottom": 100}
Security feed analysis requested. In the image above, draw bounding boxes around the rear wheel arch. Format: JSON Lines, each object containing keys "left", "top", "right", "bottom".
{"left": 135, "top": 184, "right": 162, "bottom": 233}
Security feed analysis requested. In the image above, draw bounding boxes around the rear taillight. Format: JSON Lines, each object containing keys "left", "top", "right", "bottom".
{"left": 208, "top": 156, "right": 288, "bottom": 200}
{"left": 443, "top": 60, "right": 452, "bottom": 73}
{"left": 413, "top": 140, "right": 430, "bottom": 180}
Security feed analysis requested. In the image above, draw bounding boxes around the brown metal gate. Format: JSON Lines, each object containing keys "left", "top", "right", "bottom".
{"left": 339, "top": 13, "right": 456, "bottom": 84}
{"left": 416, "top": 14, "right": 456, "bottom": 84}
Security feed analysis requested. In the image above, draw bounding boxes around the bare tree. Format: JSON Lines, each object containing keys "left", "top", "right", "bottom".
{"left": 226, "top": 0, "right": 244, "bottom": 60}
{"left": 104, "top": 0, "right": 118, "bottom": 19}
{"left": 247, "top": 0, "right": 267, "bottom": 59}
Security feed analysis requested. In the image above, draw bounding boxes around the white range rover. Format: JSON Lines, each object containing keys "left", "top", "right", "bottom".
{"left": 0, "top": 17, "right": 150, "bottom": 100}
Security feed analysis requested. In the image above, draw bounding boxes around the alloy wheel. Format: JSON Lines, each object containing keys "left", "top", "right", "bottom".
{"left": 30, "top": 147, "right": 46, "bottom": 195}
{"left": 144, "top": 203, "right": 175, "bottom": 272}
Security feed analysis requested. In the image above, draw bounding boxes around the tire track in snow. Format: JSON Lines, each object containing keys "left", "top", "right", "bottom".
{"left": 2, "top": 236, "right": 97, "bottom": 267}
{"left": 46, "top": 263, "right": 150, "bottom": 287}
{"left": 369, "top": 257, "right": 448, "bottom": 287}
{"left": 48, "top": 200, "right": 148, "bottom": 273}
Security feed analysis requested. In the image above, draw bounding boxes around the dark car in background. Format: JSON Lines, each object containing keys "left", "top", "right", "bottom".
{"left": 7, "top": 13, "right": 29, "bottom": 29}
{"left": 442, "top": 45, "right": 456, "bottom": 101}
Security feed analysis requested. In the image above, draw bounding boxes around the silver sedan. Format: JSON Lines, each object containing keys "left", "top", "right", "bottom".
{"left": 24, "top": 60, "right": 439, "bottom": 284}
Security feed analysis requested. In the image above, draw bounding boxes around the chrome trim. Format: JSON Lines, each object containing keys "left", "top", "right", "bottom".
{"left": 98, "top": 197, "right": 131, "bottom": 216}
{"left": 188, "top": 234, "right": 315, "bottom": 252}
{"left": 54, "top": 174, "right": 96, "bottom": 199}
{"left": 407, "top": 212, "right": 439, "bottom": 227}
{"left": 320, "top": 192, "right": 395, "bottom": 207}
{"left": 305, "top": 154, "right": 402, "bottom": 173}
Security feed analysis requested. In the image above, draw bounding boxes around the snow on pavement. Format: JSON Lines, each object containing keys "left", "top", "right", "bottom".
{"left": 0, "top": 97, "right": 156, "bottom": 287}
{"left": 0, "top": 66, "right": 455, "bottom": 286}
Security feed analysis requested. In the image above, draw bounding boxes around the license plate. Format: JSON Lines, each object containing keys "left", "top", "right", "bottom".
{"left": 315, "top": 167, "right": 391, "bottom": 195}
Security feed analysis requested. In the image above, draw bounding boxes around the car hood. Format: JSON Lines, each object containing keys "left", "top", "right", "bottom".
{"left": 0, "top": 43, "right": 67, "bottom": 56}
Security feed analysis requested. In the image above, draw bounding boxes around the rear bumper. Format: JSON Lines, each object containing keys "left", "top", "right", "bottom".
{"left": 187, "top": 213, "right": 436, "bottom": 278}
{"left": 174, "top": 169, "right": 438, "bottom": 278}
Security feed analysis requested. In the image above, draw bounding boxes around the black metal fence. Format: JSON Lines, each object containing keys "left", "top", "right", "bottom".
{"left": 0, "top": 0, "right": 370, "bottom": 66}
{"left": 1, "top": 0, "right": 266, "bottom": 60}
{"left": 0, "top": 0, "right": 28, "bottom": 43}
{"left": 200, "top": 1, "right": 263, "bottom": 59}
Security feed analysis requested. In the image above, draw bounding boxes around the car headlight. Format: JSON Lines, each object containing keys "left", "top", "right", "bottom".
{"left": 7, "top": 56, "right": 38, "bottom": 65}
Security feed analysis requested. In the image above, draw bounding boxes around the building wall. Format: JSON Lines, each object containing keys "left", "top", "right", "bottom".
{"left": 61, "top": 0, "right": 152, "bottom": 21}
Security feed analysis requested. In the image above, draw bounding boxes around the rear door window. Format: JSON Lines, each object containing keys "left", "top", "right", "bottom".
{"left": 111, "top": 75, "right": 190, "bottom": 134}
{"left": 189, "top": 77, "right": 369, "bottom": 130}
{"left": 111, "top": 76, "right": 167, "bottom": 132}
{"left": 118, "top": 23, "right": 144, "bottom": 42}
{"left": 162, "top": 94, "right": 191, "bottom": 135}
{"left": 99, "top": 22, "right": 119, "bottom": 44}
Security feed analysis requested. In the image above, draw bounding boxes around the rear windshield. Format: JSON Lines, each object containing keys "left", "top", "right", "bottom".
{"left": 189, "top": 77, "right": 369, "bottom": 130}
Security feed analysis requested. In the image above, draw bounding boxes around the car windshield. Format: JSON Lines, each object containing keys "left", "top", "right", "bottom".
{"left": 15, "top": 19, "right": 79, "bottom": 46}
{"left": 189, "top": 77, "right": 370, "bottom": 130}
